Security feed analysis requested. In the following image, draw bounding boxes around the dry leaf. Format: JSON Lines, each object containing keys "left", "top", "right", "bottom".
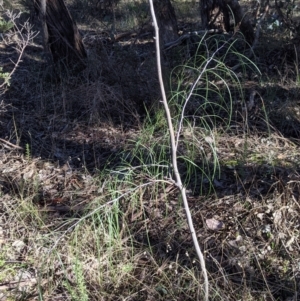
{"left": 273, "top": 210, "right": 282, "bottom": 226}
{"left": 257, "top": 213, "right": 264, "bottom": 220}
{"left": 206, "top": 218, "right": 224, "bottom": 231}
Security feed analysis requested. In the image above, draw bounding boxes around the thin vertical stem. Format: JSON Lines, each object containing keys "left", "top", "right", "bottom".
{"left": 148, "top": 1, "right": 209, "bottom": 300}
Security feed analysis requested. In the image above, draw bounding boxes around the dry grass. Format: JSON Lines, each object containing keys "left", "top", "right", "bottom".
{"left": 1, "top": 0, "right": 300, "bottom": 300}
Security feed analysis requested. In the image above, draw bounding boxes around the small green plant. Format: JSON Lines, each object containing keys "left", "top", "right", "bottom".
{"left": 0, "top": 67, "right": 11, "bottom": 86}
{"left": 0, "top": 16, "right": 13, "bottom": 33}
{"left": 64, "top": 261, "right": 89, "bottom": 301}
{"left": 0, "top": 251, "right": 18, "bottom": 283}
{"left": 25, "top": 143, "right": 31, "bottom": 161}
{"left": 0, "top": 10, "right": 37, "bottom": 91}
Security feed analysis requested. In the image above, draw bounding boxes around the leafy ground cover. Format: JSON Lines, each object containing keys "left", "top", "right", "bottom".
{"left": 1, "top": 0, "right": 300, "bottom": 300}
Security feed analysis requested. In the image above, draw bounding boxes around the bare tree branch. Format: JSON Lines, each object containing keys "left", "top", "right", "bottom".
{"left": 148, "top": 1, "right": 209, "bottom": 300}
{"left": 0, "top": 12, "right": 38, "bottom": 90}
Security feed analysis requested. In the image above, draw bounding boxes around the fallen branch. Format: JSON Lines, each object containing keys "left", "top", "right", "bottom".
{"left": 0, "top": 278, "right": 37, "bottom": 291}
{"left": 164, "top": 29, "right": 224, "bottom": 50}
{"left": 0, "top": 138, "right": 23, "bottom": 150}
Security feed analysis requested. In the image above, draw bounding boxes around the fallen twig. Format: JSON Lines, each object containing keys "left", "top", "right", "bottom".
{"left": 0, "top": 138, "right": 23, "bottom": 150}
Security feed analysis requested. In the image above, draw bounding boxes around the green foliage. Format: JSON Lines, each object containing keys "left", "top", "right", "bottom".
{"left": 0, "top": 16, "right": 13, "bottom": 32}
{"left": 167, "top": 34, "right": 259, "bottom": 192}
{"left": 25, "top": 143, "right": 31, "bottom": 161}
{"left": 0, "top": 10, "right": 14, "bottom": 88}
{"left": 0, "top": 67, "right": 11, "bottom": 86}
{"left": 63, "top": 261, "right": 89, "bottom": 301}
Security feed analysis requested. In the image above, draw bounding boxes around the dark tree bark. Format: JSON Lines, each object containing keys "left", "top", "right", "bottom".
{"left": 200, "top": 0, "right": 230, "bottom": 32}
{"left": 200, "top": 0, "right": 254, "bottom": 44}
{"left": 33, "top": 0, "right": 50, "bottom": 57}
{"left": 153, "top": 0, "right": 178, "bottom": 47}
{"left": 225, "top": 0, "right": 254, "bottom": 45}
{"left": 33, "top": 0, "right": 87, "bottom": 71}
{"left": 153, "top": 0, "right": 178, "bottom": 92}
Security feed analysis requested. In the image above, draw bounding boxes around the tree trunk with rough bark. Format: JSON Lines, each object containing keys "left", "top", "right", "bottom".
{"left": 33, "top": 0, "right": 87, "bottom": 71}
{"left": 153, "top": 0, "right": 178, "bottom": 46}
{"left": 153, "top": 0, "right": 178, "bottom": 92}
{"left": 200, "top": 0, "right": 254, "bottom": 44}
{"left": 225, "top": 0, "right": 254, "bottom": 45}
{"left": 200, "top": 0, "right": 230, "bottom": 32}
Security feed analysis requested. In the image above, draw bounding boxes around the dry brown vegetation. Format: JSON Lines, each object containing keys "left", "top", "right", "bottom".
{"left": 1, "top": 0, "right": 300, "bottom": 300}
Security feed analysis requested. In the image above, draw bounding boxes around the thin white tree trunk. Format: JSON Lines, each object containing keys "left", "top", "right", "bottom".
{"left": 149, "top": 1, "right": 209, "bottom": 300}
